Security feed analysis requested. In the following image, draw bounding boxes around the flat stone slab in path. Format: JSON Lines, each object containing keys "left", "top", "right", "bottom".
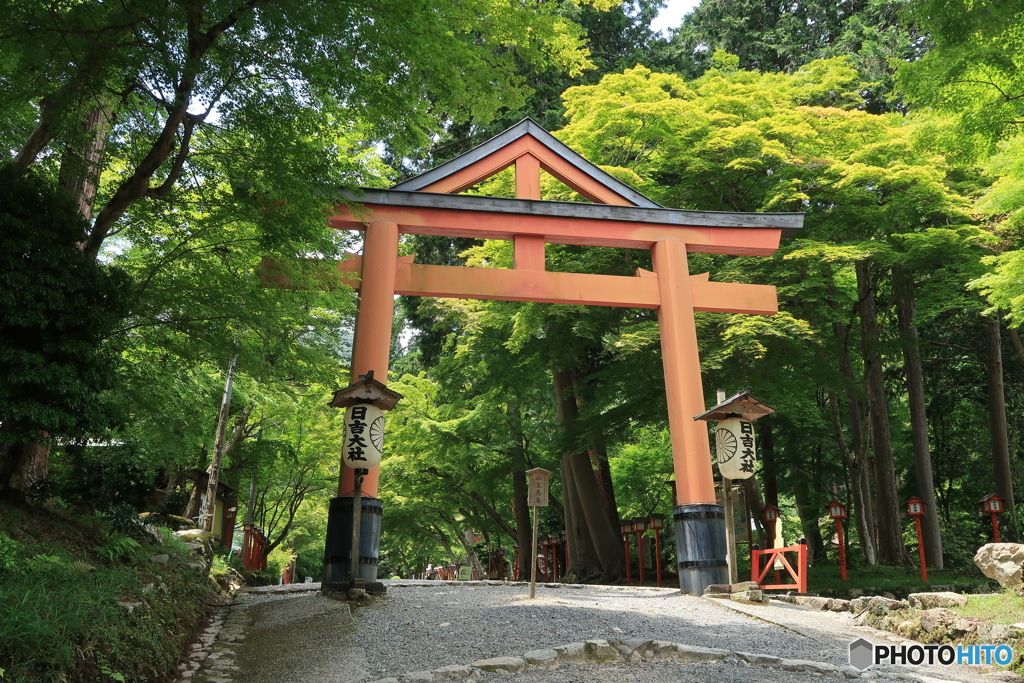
{"left": 186, "top": 581, "right": 1011, "bottom": 683}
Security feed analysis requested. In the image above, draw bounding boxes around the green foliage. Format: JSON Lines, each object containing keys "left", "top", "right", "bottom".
{"left": 0, "top": 531, "right": 21, "bottom": 575}
{"left": 97, "top": 503, "right": 147, "bottom": 541}
{"left": 96, "top": 532, "right": 145, "bottom": 564}
{"left": 898, "top": 0, "right": 1024, "bottom": 153}
{"left": 0, "top": 165, "right": 131, "bottom": 445}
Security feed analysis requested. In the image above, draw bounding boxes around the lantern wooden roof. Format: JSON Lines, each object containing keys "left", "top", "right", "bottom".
{"left": 693, "top": 387, "right": 777, "bottom": 422}
{"left": 329, "top": 370, "right": 404, "bottom": 410}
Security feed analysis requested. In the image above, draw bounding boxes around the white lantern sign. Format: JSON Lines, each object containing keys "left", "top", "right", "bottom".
{"left": 343, "top": 404, "right": 385, "bottom": 469}
{"left": 715, "top": 417, "right": 756, "bottom": 479}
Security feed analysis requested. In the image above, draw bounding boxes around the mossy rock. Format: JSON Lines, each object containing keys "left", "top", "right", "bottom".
{"left": 174, "top": 529, "right": 215, "bottom": 545}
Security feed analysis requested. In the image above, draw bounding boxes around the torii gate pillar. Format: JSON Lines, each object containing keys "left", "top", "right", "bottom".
{"left": 653, "top": 239, "right": 728, "bottom": 592}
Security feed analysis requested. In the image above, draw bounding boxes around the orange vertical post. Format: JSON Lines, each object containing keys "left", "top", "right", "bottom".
{"left": 623, "top": 534, "right": 632, "bottom": 586}
{"left": 514, "top": 153, "right": 546, "bottom": 271}
{"left": 338, "top": 220, "right": 399, "bottom": 498}
{"left": 914, "top": 516, "right": 929, "bottom": 583}
{"left": 652, "top": 239, "right": 716, "bottom": 505}
{"left": 990, "top": 512, "right": 1001, "bottom": 542}
{"left": 797, "top": 540, "right": 808, "bottom": 594}
{"left": 837, "top": 518, "right": 847, "bottom": 581}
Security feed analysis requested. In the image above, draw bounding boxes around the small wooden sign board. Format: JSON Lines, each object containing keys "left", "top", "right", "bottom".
{"left": 458, "top": 565, "right": 473, "bottom": 581}
{"left": 527, "top": 468, "right": 551, "bottom": 507}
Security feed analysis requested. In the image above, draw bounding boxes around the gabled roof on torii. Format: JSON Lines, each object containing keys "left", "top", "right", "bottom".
{"left": 329, "top": 117, "right": 803, "bottom": 252}
{"left": 392, "top": 117, "right": 663, "bottom": 208}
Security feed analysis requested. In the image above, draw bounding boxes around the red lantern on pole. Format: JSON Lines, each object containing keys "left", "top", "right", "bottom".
{"left": 979, "top": 494, "right": 1005, "bottom": 543}
{"left": 827, "top": 501, "right": 848, "bottom": 581}
{"left": 619, "top": 520, "right": 632, "bottom": 586}
{"left": 906, "top": 497, "right": 928, "bottom": 583}
{"left": 761, "top": 505, "right": 780, "bottom": 547}
{"left": 632, "top": 517, "right": 648, "bottom": 586}
{"left": 548, "top": 533, "right": 561, "bottom": 581}
{"left": 649, "top": 514, "right": 666, "bottom": 587}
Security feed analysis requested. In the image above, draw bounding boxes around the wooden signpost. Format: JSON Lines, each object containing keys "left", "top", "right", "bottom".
{"left": 527, "top": 467, "right": 551, "bottom": 599}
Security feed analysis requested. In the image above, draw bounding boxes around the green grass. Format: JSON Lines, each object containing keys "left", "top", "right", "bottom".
{"left": 0, "top": 499, "right": 211, "bottom": 682}
{"left": 952, "top": 590, "right": 1024, "bottom": 625}
{"left": 791, "top": 557, "right": 995, "bottom": 596}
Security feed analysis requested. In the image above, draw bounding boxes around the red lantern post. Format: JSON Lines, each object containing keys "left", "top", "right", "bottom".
{"left": 619, "top": 520, "right": 632, "bottom": 586}
{"left": 906, "top": 497, "right": 928, "bottom": 583}
{"left": 548, "top": 533, "right": 561, "bottom": 581}
{"left": 979, "top": 494, "right": 1006, "bottom": 543}
{"left": 827, "top": 501, "right": 848, "bottom": 581}
{"left": 632, "top": 517, "right": 647, "bottom": 586}
{"left": 649, "top": 514, "right": 666, "bottom": 587}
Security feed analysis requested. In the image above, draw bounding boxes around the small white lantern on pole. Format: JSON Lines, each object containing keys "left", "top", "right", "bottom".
{"left": 714, "top": 417, "right": 757, "bottom": 480}
{"left": 526, "top": 468, "right": 551, "bottom": 599}
{"left": 343, "top": 404, "right": 385, "bottom": 469}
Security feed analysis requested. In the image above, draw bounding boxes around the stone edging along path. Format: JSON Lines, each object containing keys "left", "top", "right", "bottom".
{"left": 362, "top": 635, "right": 864, "bottom": 683}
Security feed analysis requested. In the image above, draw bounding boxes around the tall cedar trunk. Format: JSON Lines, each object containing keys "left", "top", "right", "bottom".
{"left": 790, "top": 462, "right": 825, "bottom": 565}
{"left": 894, "top": 268, "right": 944, "bottom": 567}
{"left": 984, "top": 317, "right": 1018, "bottom": 536}
{"left": 827, "top": 391, "right": 876, "bottom": 565}
{"left": 553, "top": 369, "right": 624, "bottom": 582}
{"left": 856, "top": 260, "right": 912, "bottom": 566}
{"left": 58, "top": 103, "right": 114, "bottom": 222}
{"left": 561, "top": 451, "right": 598, "bottom": 578}
{"left": 827, "top": 290, "right": 877, "bottom": 564}
{"left": 570, "top": 371, "right": 620, "bottom": 528}
{"left": 507, "top": 404, "right": 533, "bottom": 580}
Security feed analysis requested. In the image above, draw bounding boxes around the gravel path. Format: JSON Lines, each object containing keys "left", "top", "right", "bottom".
{"left": 185, "top": 580, "right": 1013, "bottom": 682}
{"left": 349, "top": 580, "right": 1000, "bottom": 682}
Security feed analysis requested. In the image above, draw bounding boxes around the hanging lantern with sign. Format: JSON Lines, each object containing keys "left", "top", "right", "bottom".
{"left": 714, "top": 417, "right": 757, "bottom": 479}
{"left": 343, "top": 403, "right": 385, "bottom": 469}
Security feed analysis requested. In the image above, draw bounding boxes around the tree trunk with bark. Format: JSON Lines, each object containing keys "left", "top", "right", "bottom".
{"left": 894, "top": 268, "right": 943, "bottom": 568}
{"left": 570, "top": 371, "right": 620, "bottom": 529}
{"left": 984, "top": 316, "right": 1018, "bottom": 537}
{"left": 561, "top": 451, "right": 601, "bottom": 579}
{"left": 553, "top": 369, "right": 624, "bottom": 582}
{"left": 202, "top": 355, "right": 239, "bottom": 532}
{"left": 507, "top": 403, "right": 534, "bottom": 580}
{"left": 790, "top": 461, "right": 825, "bottom": 565}
{"left": 856, "top": 260, "right": 911, "bottom": 566}
{"left": 826, "top": 289, "right": 877, "bottom": 565}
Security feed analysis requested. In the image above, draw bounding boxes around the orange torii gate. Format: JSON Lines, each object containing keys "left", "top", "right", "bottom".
{"left": 303, "top": 119, "right": 802, "bottom": 595}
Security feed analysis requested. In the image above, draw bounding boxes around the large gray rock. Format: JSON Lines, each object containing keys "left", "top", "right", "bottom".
{"left": 974, "top": 543, "right": 1024, "bottom": 588}
{"left": 908, "top": 591, "right": 968, "bottom": 609}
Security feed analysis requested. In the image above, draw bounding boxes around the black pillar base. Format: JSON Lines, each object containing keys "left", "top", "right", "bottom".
{"left": 322, "top": 496, "right": 385, "bottom": 593}
{"left": 673, "top": 503, "right": 729, "bottom": 595}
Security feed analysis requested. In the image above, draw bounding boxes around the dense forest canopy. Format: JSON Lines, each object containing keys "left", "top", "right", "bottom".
{"left": 1, "top": 0, "right": 1022, "bottom": 580}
